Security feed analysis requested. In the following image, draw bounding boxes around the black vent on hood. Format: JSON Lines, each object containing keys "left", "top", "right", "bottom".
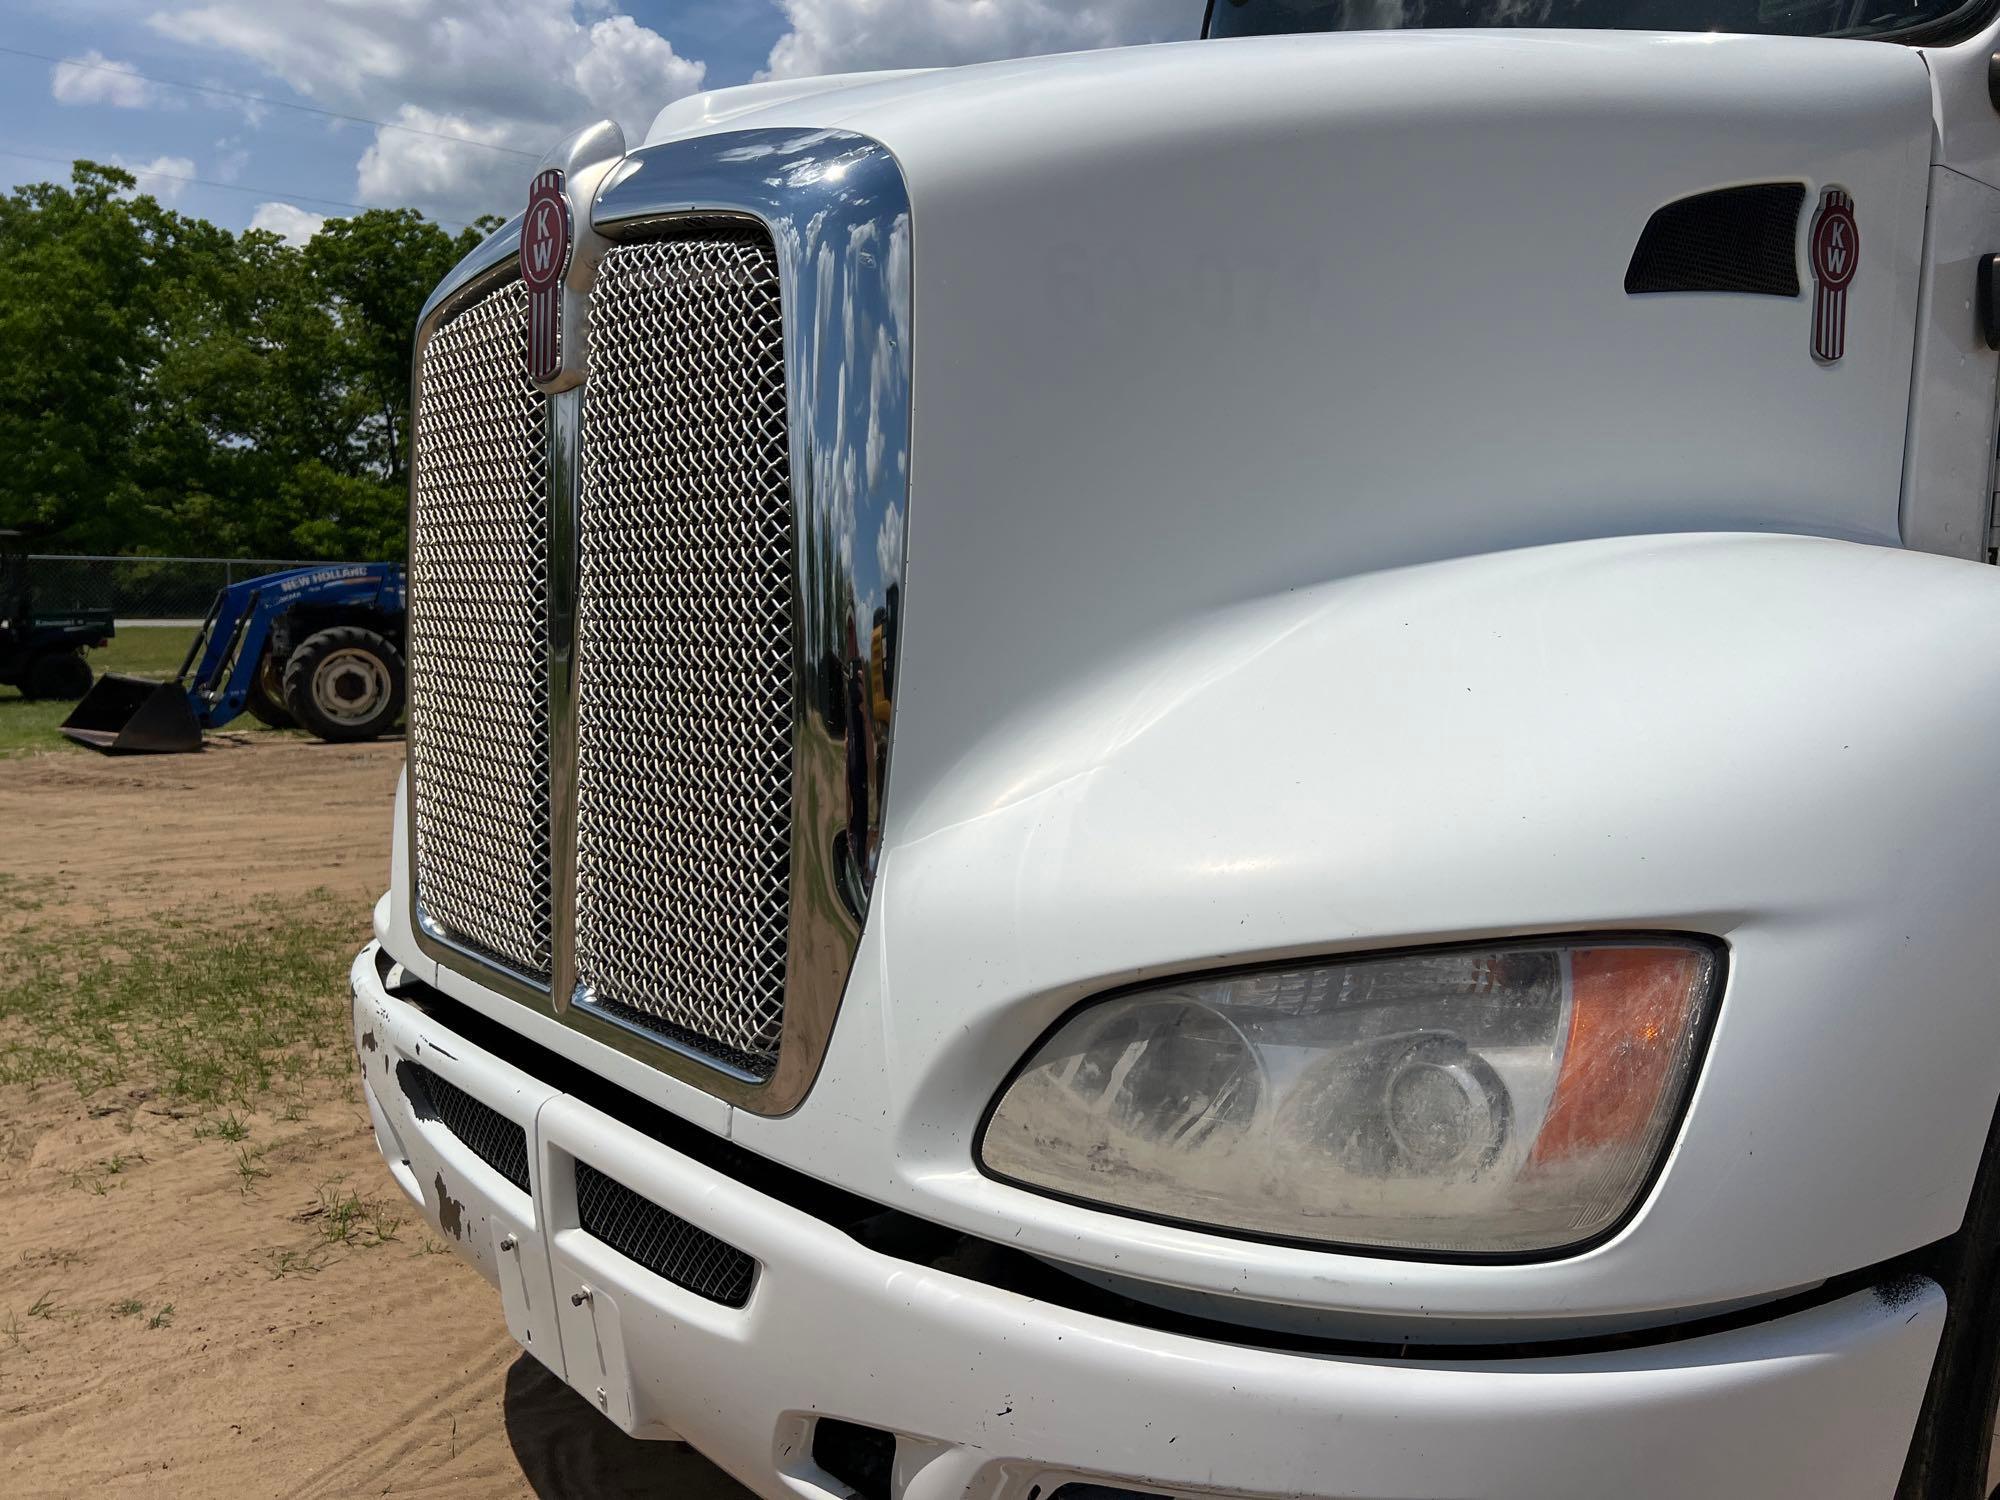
{"left": 1625, "top": 183, "right": 1805, "bottom": 297}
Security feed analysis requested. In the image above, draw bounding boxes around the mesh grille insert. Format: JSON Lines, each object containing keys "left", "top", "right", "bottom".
{"left": 1625, "top": 183, "right": 1805, "bottom": 297}
{"left": 574, "top": 1161, "right": 757, "bottom": 1306}
{"left": 408, "top": 277, "right": 553, "bottom": 980}
{"left": 401, "top": 1062, "right": 531, "bottom": 1194}
{"left": 573, "top": 226, "right": 796, "bottom": 1074}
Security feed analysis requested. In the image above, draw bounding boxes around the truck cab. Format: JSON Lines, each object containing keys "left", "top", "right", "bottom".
{"left": 353, "top": 5, "right": 2000, "bottom": 1496}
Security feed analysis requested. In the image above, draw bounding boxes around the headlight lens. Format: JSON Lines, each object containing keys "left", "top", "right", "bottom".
{"left": 978, "top": 939, "right": 1719, "bottom": 1256}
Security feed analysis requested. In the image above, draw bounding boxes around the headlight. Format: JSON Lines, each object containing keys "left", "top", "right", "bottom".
{"left": 978, "top": 938, "right": 1721, "bottom": 1257}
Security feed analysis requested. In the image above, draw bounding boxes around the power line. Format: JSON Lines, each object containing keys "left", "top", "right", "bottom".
{"left": 5, "top": 44, "right": 539, "bottom": 160}
{"left": 0, "top": 147, "right": 482, "bottom": 227}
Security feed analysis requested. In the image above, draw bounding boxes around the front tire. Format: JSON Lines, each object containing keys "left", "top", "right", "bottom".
{"left": 281, "top": 626, "right": 404, "bottom": 742}
{"left": 23, "top": 649, "right": 93, "bottom": 701}
{"left": 1897, "top": 1091, "right": 2000, "bottom": 1499}
{"left": 244, "top": 648, "right": 294, "bottom": 729}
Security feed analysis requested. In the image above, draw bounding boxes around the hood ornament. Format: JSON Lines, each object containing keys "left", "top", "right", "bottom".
{"left": 520, "top": 120, "right": 625, "bottom": 394}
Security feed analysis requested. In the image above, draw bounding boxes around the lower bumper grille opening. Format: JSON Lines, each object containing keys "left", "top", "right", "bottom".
{"left": 574, "top": 1161, "right": 756, "bottom": 1308}
{"left": 400, "top": 1062, "right": 531, "bottom": 1194}
{"left": 811, "top": 1418, "right": 896, "bottom": 1500}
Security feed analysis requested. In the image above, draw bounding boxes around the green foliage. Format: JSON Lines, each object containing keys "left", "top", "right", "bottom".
{"left": 0, "top": 162, "right": 497, "bottom": 559}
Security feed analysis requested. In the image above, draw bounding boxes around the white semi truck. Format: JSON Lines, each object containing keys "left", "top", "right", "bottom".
{"left": 352, "top": 4, "right": 2000, "bottom": 1496}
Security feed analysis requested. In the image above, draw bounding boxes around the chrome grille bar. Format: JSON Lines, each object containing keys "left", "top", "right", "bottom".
{"left": 408, "top": 278, "right": 554, "bottom": 980}
{"left": 572, "top": 228, "right": 796, "bottom": 1073}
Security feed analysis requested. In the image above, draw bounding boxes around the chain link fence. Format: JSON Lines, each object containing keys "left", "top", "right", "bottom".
{"left": 26, "top": 555, "right": 342, "bottom": 623}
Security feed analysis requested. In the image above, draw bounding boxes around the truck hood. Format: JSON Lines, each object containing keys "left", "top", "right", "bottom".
{"left": 645, "top": 33, "right": 1936, "bottom": 843}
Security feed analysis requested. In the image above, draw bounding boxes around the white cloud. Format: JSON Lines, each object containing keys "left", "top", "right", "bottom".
{"left": 760, "top": 0, "right": 1204, "bottom": 79}
{"left": 147, "top": 1, "right": 706, "bottom": 222}
{"left": 139, "top": 1, "right": 1207, "bottom": 225}
{"left": 355, "top": 106, "right": 529, "bottom": 224}
{"left": 248, "top": 201, "right": 328, "bottom": 245}
{"left": 51, "top": 50, "right": 158, "bottom": 109}
{"left": 118, "top": 155, "right": 198, "bottom": 204}
{"left": 572, "top": 16, "right": 705, "bottom": 136}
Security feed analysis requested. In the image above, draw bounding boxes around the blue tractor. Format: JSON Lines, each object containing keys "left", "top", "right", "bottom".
{"left": 61, "top": 562, "right": 408, "bottom": 754}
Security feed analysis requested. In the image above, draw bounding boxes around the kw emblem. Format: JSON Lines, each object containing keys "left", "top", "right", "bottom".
{"left": 521, "top": 169, "right": 572, "bottom": 386}
{"left": 1808, "top": 187, "right": 1858, "bottom": 365}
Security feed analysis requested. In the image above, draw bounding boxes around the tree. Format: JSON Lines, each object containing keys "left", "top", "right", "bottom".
{"left": 0, "top": 162, "right": 498, "bottom": 561}
{"left": 0, "top": 164, "right": 180, "bottom": 550}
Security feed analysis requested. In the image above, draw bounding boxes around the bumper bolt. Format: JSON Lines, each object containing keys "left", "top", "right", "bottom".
{"left": 499, "top": 1235, "right": 517, "bottom": 1252}
{"left": 571, "top": 1287, "right": 592, "bottom": 1307}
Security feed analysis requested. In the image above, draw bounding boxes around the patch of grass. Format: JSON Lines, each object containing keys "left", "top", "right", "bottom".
{"left": 0, "top": 872, "right": 43, "bottom": 915}
{"left": 194, "top": 1110, "right": 251, "bottom": 1143}
{"left": 0, "top": 897, "right": 362, "bottom": 1109}
{"left": 91, "top": 626, "right": 200, "bottom": 680}
{"left": 55, "top": 1152, "right": 149, "bottom": 1196}
{"left": 232, "top": 1145, "right": 271, "bottom": 1195}
{"left": 1, "top": 1308, "right": 24, "bottom": 1350}
{"left": 301, "top": 1178, "right": 402, "bottom": 1248}
{"left": 21, "top": 1247, "right": 86, "bottom": 1270}
{"left": 110, "top": 1297, "right": 145, "bottom": 1319}
{"left": 261, "top": 1246, "right": 331, "bottom": 1280}
{"left": 59, "top": 1165, "right": 112, "bottom": 1196}
{"left": 0, "top": 695, "right": 76, "bottom": 757}
{"left": 27, "top": 1293, "right": 57, "bottom": 1320}
{"left": 146, "top": 1303, "right": 174, "bottom": 1330}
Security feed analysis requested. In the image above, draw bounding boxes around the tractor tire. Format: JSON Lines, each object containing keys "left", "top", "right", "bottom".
{"left": 23, "top": 649, "right": 93, "bottom": 702}
{"left": 243, "top": 648, "right": 295, "bottom": 729}
{"left": 282, "top": 626, "right": 405, "bottom": 743}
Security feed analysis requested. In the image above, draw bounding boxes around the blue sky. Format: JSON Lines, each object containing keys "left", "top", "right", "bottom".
{"left": 1, "top": 1, "right": 1203, "bottom": 240}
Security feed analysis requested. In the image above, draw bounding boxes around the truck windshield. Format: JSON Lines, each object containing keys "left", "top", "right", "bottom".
{"left": 1208, "top": 0, "right": 1975, "bottom": 40}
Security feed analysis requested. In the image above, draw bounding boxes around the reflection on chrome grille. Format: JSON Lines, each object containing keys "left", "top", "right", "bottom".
{"left": 575, "top": 1161, "right": 756, "bottom": 1307}
{"left": 573, "top": 229, "right": 795, "bottom": 1074}
{"left": 408, "top": 279, "right": 553, "bottom": 980}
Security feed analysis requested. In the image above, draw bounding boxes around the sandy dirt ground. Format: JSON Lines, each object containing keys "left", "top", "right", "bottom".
{"left": 0, "top": 737, "right": 753, "bottom": 1498}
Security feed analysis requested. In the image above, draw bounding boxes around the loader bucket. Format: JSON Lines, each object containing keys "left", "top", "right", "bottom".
{"left": 58, "top": 674, "right": 203, "bottom": 754}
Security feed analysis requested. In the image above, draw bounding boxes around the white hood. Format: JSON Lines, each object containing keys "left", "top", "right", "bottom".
{"left": 641, "top": 33, "right": 1934, "bottom": 833}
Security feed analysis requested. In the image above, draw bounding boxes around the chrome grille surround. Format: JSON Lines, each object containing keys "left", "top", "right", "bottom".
{"left": 407, "top": 277, "right": 552, "bottom": 980}
{"left": 573, "top": 229, "right": 796, "bottom": 1073}
{"left": 404, "top": 128, "right": 912, "bottom": 1115}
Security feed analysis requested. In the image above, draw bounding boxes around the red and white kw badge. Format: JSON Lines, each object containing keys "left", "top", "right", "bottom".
{"left": 1808, "top": 187, "right": 1858, "bottom": 365}
{"left": 520, "top": 169, "right": 572, "bottom": 387}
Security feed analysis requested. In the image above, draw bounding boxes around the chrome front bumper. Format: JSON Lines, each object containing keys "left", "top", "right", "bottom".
{"left": 353, "top": 942, "right": 1942, "bottom": 1500}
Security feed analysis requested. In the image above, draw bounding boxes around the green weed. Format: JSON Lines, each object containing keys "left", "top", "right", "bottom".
{"left": 194, "top": 1111, "right": 251, "bottom": 1143}
{"left": 233, "top": 1145, "right": 270, "bottom": 1195}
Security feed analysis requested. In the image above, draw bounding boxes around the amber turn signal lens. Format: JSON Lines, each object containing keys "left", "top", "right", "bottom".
{"left": 1531, "top": 946, "right": 1710, "bottom": 1166}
